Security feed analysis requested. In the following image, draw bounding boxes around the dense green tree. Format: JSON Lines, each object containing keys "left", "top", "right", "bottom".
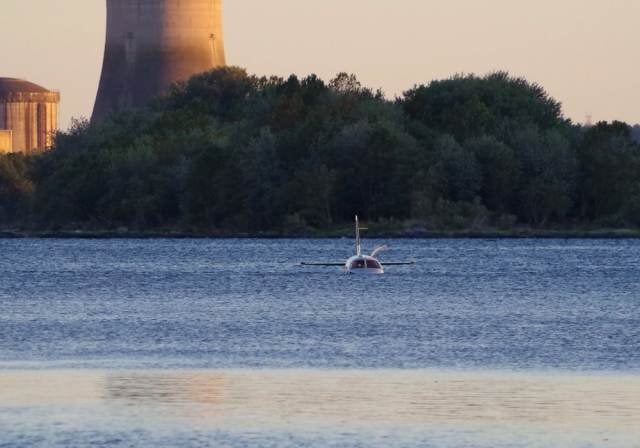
{"left": 0, "top": 154, "right": 33, "bottom": 224}
{"left": 160, "top": 66, "right": 259, "bottom": 123}
{"left": 239, "top": 128, "right": 283, "bottom": 230}
{"left": 433, "top": 135, "right": 481, "bottom": 202}
{"left": 465, "top": 136, "right": 519, "bottom": 213}
{"left": 402, "top": 72, "right": 565, "bottom": 142}
{"left": 183, "top": 142, "right": 246, "bottom": 229}
{"left": 512, "top": 126, "right": 577, "bottom": 225}
{"left": 2, "top": 67, "right": 639, "bottom": 233}
{"left": 631, "top": 124, "right": 640, "bottom": 143}
{"left": 576, "top": 121, "right": 640, "bottom": 224}
{"left": 289, "top": 163, "right": 336, "bottom": 227}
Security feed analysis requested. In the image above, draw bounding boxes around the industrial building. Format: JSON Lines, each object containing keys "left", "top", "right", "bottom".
{"left": 0, "top": 78, "right": 60, "bottom": 154}
{"left": 93, "top": 0, "right": 226, "bottom": 121}
{"left": 0, "top": 130, "right": 12, "bottom": 153}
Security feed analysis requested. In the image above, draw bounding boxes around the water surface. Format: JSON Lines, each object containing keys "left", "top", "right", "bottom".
{"left": 1, "top": 239, "right": 639, "bottom": 446}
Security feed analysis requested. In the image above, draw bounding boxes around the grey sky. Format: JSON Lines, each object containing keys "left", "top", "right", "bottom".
{"left": 1, "top": 0, "right": 638, "bottom": 129}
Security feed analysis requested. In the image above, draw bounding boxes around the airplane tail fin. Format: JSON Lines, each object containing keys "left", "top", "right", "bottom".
{"left": 355, "top": 215, "right": 361, "bottom": 256}
{"left": 355, "top": 215, "right": 369, "bottom": 256}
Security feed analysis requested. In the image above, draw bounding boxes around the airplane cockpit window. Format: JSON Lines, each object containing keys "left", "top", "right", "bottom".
{"left": 366, "top": 260, "right": 382, "bottom": 269}
{"left": 352, "top": 260, "right": 366, "bottom": 268}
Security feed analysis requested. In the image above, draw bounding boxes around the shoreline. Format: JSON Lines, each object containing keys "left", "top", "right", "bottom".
{"left": 2, "top": 228, "right": 640, "bottom": 239}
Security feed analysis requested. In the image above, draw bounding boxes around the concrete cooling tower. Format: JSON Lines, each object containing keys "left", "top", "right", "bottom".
{"left": 92, "top": 0, "right": 226, "bottom": 121}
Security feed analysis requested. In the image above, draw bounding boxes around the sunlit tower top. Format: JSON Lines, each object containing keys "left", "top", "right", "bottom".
{"left": 585, "top": 114, "right": 593, "bottom": 128}
{"left": 92, "top": 0, "right": 226, "bottom": 121}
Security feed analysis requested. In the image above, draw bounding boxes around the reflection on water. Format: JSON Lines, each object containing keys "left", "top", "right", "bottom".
{"left": 1, "top": 370, "right": 639, "bottom": 447}
{"left": 105, "top": 374, "right": 226, "bottom": 406}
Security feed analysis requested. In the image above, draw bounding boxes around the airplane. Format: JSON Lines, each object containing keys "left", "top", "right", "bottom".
{"left": 301, "top": 216, "right": 416, "bottom": 274}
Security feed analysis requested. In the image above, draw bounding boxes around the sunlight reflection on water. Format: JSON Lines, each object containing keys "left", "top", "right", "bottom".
{"left": 1, "top": 370, "right": 639, "bottom": 447}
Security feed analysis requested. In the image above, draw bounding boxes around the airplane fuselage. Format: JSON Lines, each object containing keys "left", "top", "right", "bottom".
{"left": 345, "top": 255, "right": 384, "bottom": 274}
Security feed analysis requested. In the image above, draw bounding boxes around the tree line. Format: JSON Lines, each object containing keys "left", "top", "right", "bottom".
{"left": 1, "top": 67, "right": 640, "bottom": 233}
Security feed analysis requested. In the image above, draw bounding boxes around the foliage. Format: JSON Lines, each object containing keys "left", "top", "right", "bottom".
{"left": 402, "top": 72, "right": 565, "bottom": 141}
{"left": 631, "top": 124, "right": 640, "bottom": 144}
{"left": 2, "top": 68, "right": 640, "bottom": 232}
{"left": 576, "top": 121, "right": 640, "bottom": 225}
{"left": 0, "top": 154, "right": 33, "bottom": 224}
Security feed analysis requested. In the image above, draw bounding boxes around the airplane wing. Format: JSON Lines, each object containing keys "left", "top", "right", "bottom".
{"left": 382, "top": 261, "right": 416, "bottom": 266}
{"left": 301, "top": 262, "right": 345, "bottom": 266}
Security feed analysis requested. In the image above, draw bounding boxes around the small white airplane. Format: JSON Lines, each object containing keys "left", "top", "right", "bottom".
{"left": 302, "top": 216, "right": 415, "bottom": 274}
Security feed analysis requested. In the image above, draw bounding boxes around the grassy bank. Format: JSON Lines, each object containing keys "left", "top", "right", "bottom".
{"left": 2, "top": 225, "right": 640, "bottom": 239}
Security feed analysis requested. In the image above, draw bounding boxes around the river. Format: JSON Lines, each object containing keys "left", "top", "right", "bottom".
{"left": 1, "top": 238, "right": 639, "bottom": 446}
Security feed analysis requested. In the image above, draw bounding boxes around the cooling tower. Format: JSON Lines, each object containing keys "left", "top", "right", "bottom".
{"left": 92, "top": 0, "right": 226, "bottom": 121}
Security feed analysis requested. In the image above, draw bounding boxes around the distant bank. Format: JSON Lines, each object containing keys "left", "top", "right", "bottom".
{"left": 2, "top": 227, "right": 640, "bottom": 239}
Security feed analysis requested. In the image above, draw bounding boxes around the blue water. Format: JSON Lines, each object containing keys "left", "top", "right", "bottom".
{"left": 1, "top": 238, "right": 639, "bottom": 371}
{"left": 1, "top": 238, "right": 640, "bottom": 447}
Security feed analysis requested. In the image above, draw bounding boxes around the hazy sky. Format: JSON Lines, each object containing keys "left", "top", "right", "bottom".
{"left": 1, "top": 0, "right": 638, "bottom": 129}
